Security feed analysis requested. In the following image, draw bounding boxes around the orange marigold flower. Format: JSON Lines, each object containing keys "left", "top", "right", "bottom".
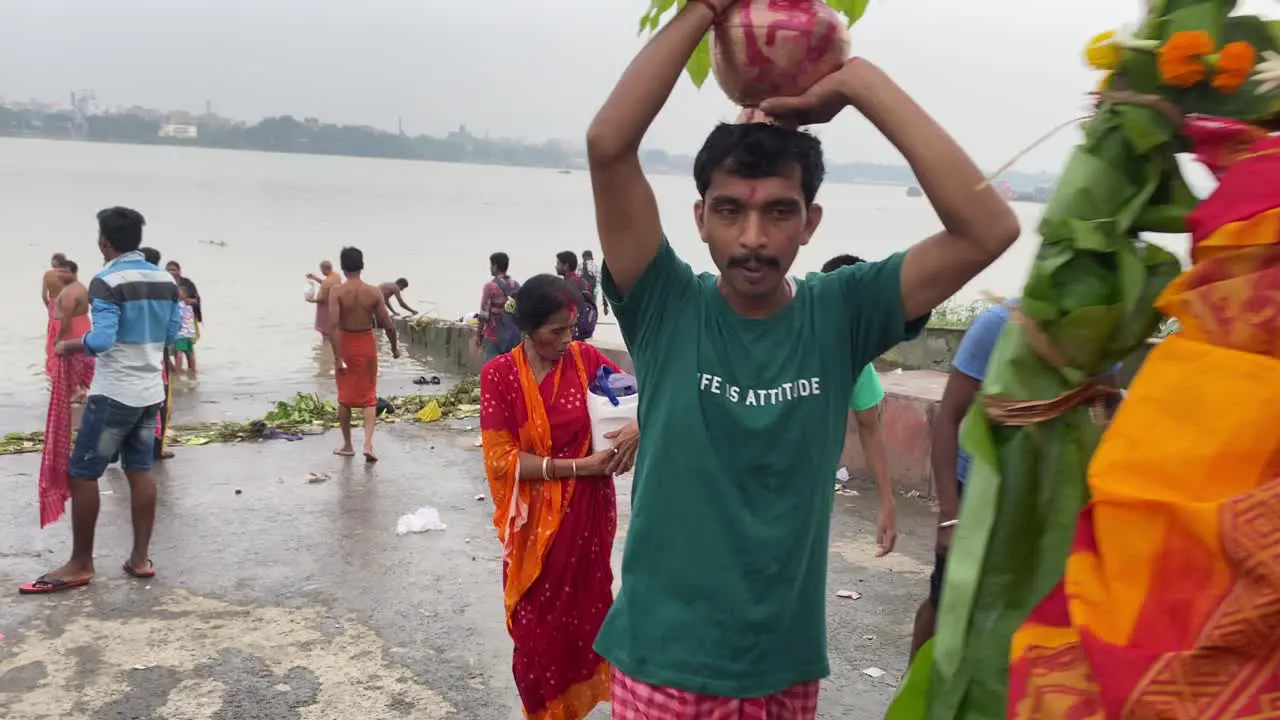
{"left": 1212, "top": 41, "right": 1257, "bottom": 92}
{"left": 1158, "top": 30, "right": 1213, "bottom": 87}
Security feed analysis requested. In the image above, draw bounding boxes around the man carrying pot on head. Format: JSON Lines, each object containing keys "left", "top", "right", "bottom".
{"left": 584, "top": 0, "right": 1020, "bottom": 715}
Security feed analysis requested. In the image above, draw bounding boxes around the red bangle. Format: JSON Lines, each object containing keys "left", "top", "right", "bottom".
{"left": 690, "top": 0, "right": 721, "bottom": 19}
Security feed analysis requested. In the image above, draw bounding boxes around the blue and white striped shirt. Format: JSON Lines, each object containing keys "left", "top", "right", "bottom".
{"left": 83, "top": 251, "right": 181, "bottom": 407}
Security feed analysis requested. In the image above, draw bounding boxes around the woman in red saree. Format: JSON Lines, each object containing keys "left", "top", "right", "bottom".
{"left": 480, "top": 274, "right": 639, "bottom": 720}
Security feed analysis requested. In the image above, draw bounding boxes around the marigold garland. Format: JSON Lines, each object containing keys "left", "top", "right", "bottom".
{"left": 1159, "top": 30, "right": 1214, "bottom": 86}
{"left": 1213, "top": 41, "right": 1257, "bottom": 92}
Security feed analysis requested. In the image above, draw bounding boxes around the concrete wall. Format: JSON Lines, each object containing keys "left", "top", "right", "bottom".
{"left": 397, "top": 318, "right": 1161, "bottom": 498}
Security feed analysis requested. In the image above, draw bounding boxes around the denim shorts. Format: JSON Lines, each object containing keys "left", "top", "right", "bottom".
{"left": 70, "top": 395, "right": 162, "bottom": 478}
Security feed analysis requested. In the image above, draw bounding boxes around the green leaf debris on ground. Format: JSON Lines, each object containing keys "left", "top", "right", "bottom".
{"left": 0, "top": 377, "right": 481, "bottom": 456}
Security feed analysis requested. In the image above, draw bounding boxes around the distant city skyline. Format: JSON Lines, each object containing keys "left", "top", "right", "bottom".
{"left": 0, "top": 89, "right": 1059, "bottom": 186}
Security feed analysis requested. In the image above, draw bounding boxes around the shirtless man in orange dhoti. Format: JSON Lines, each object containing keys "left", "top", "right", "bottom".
{"left": 42, "top": 252, "right": 68, "bottom": 379}
{"left": 329, "top": 246, "right": 399, "bottom": 462}
{"left": 53, "top": 260, "right": 95, "bottom": 402}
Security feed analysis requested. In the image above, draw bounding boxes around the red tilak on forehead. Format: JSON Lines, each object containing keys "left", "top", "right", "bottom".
{"left": 745, "top": 184, "right": 760, "bottom": 201}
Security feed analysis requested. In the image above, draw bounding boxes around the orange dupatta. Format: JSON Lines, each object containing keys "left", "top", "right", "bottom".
{"left": 482, "top": 342, "right": 591, "bottom": 625}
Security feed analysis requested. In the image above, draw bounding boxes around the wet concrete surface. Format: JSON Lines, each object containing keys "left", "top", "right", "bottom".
{"left": 0, "top": 420, "right": 937, "bottom": 719}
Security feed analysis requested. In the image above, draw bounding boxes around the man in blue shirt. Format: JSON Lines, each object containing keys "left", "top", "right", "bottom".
{"left": 21, "top": 207, "right": 181, "bottom": 595}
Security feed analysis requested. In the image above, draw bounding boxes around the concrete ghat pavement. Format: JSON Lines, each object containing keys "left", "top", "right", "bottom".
{"left": 0, "top": 422, "right": 935, "bottom": 719}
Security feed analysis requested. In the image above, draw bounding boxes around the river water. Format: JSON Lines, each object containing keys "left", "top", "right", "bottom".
{"left": 0, "top": 137, "right": 1188, "bottom": 432}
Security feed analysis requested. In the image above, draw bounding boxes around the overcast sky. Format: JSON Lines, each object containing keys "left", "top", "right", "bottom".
{"left": 1, "top": 0, "right": 1273, "bottom": 171}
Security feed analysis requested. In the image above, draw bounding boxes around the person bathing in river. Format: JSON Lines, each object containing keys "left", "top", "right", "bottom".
{"left": 479, "top": 274, "right": 640, "bottom": 720}
{"left": 331, "top": 247, "right": 400, "bottom": 462}
{"left": 378, "top": 278, "right": 417, "bottom": 319}
{"left": 307, "top": 260, "right": 342, "bottom": 344}
{"left": 584, "top": 0, "right": 1019, "bottom": 712}
{"left": 53, "top": 260, "right": 95, "bottom": 402}
{"left": 165, "top": 261, "right": 201, "bottom": 329}
{"left": 172, "top": 286, "right": 199, "bottom": 378}
{"left": 43, "top": 252, "right": 68, "bottom": 379}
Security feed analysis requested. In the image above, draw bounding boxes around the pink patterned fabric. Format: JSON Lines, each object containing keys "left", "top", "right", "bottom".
{"left": 610, "top": 668, "right": 820, "bottom": 720}
{"left": 39, "top": 354, "right": 94, "bottom": 527}
{"left": 44, "top": 297, "right": 58, "bottom": 380}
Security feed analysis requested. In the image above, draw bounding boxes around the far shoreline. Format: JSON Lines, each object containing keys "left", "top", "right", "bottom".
{"left": 0, "top": 134, "right": 1041, "bottom": 197}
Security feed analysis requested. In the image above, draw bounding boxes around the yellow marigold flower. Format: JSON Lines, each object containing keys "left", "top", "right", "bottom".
{"left": 1086, "top": 31, "right": 1121, "bottom": 70}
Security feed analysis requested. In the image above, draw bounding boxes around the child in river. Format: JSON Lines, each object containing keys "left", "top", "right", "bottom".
{"left": 173, "top": 286, "right": 199, "bottom": 378}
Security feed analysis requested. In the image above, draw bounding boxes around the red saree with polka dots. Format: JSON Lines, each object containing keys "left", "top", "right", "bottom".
{"left": 480, "top": 341, "right": 619, "bottom": 720}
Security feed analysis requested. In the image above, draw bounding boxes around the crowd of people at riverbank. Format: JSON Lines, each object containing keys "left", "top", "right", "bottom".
{"left": 17, "top": 4, "right": 1109, "bottom": 719}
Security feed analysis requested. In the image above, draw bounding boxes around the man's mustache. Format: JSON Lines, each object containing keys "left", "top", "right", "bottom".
{"left": 727, "top": 252, "right": 780, "bottom": 269}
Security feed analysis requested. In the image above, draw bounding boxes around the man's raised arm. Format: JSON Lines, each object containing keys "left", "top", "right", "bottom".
{"left": 585, "top": 0, "right": 724, "bottom": 295}
{"left": 764, "top": 61, "right": 1020, "bottom": 321}
{"left": 842, "top": 64, "right": 1018, "bottom": 319}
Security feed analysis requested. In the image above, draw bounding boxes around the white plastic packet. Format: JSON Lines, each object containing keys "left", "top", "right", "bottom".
{"left": 395, "top": 506, "right": 446, "bottom": 535}
{"left": 303, "top": 281, "right": 319, "bottom": 302}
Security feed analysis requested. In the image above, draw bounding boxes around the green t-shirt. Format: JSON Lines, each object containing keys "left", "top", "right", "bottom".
{"left": 596, "top": 239, "right": 925, "bottom": 697}
{"left": 850, "top": 363, "right": 885, "bottom": 412}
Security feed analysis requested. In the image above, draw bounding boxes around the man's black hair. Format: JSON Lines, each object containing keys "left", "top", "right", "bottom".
{"left": 820, "top": 254, "right": 867, "bottom": 273}
{"left": 395, "top": 277, "right": 409, "bottom": 289}
{"left": 63, "top": 260, "right": 79, "bottom": 274}
{"left": 97, "top": 206, "right": 147, "bottom": 253}
{"left": 556, "top": 250, "right": 578, "bottom": 273}
{"left": 582, "top": 249, "right": 594, "bottom": 260}
{"left": 166, "top": 260, "right": 182, "bottom": 271}
{"left": 340, "top": 246, "right": 364, "bottom": 273}
{"left": 490, "top": 252, "right": 510, "bottom": 273}
{"left": 51, "top": 253, "right": 67, "bottom": 266}
{"left": 139, "top": 247, "right": 161, "bottom": 265}
{"left": 693, "top": 123, "right": 825, "bottom": 204}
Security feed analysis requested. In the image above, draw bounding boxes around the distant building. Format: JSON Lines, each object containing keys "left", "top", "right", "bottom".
{"left": 159, "top": 123, "right": 198, "bottom": 140}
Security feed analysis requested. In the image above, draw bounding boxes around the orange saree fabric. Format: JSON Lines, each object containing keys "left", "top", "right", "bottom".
{"left": 1009, "top": 136, "right": 1280, "bottom": 718}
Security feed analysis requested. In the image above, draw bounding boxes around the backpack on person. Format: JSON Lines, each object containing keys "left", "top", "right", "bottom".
{"left": 493, "top": 277, "right": 523, "bottom": 353}
{"left": 573, "top": 278, "right": 598, "bottom": 341}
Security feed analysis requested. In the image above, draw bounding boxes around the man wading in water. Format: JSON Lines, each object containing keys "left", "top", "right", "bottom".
{"left": 330, "top": 247, "right": 399, "bottom": 462}
{"left": 378, "top": 278, "right": 418, "bottom": 318}
{"left": 584, "top": 0, "right": 1020, "bottom": 714}
{"left": 53, "top": 260, "right": 95, "bottom": 402}
{"left": 42, "top": 252, "right": 68, "bottom": 380}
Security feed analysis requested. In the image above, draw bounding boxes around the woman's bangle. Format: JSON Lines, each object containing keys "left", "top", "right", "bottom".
{"left": 938, "top": 519, "right": 959, "bottom": 529}
{"left": 541, "top": 457, "right": 551, "bottom": 481}
{"left": 571, "top": 460, "right": 578, "bottom": 478}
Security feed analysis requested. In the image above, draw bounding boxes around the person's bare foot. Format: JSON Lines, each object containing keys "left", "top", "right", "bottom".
{"left": 363, "top": 445, "right": 378, "bottom": 463}
{"left": 39, "top": 561, "right": 95, "bottom": 585}
{"left": 334, "top": 447, "right": 356, "bottom": 457}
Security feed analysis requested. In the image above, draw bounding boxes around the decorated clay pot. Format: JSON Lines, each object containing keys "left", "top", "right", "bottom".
{"left": 711, "top": 0, "right": 850, "bottom": 108}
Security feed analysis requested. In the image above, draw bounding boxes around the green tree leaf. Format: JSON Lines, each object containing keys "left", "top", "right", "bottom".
{"left": 685, "top": 33, "right": 713, "bottom": 88}
{"left": 828, "top": 0, "right": 870, "bottom": 26}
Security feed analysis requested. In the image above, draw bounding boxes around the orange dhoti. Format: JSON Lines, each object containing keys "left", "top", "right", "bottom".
{"left": 336, "top": 330, "right": 378, "bottom": 408}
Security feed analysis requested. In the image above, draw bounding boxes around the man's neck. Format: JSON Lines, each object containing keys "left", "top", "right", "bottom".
{"left": 345, "top": 272, "right": 363, "bottom": 283}
{"left": 718, "top": 280, "right": 792, "bottom": 319}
